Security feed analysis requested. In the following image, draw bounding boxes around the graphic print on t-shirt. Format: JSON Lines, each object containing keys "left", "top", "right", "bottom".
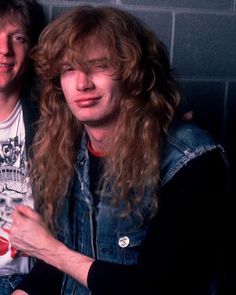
{"left": 0, "top": 135, "right": 33, "bottom": 267}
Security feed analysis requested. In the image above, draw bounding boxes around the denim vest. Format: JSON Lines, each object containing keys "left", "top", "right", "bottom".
{"left": 60, "top": 121, "right": 224, "bottom": 295}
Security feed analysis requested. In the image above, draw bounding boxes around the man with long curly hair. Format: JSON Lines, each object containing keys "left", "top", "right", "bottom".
{"left": 10, "top": 5, "right": 229, "bottom": 295}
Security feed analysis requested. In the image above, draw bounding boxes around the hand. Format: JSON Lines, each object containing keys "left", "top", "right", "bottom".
{"left": 10, "top": 207, "right": 93, "bottom": 288}
{"left": 9, "top": 205, "right": 55, "bottom": 260}
{"left": 11, "top": 290, "right": 28, "bottom": 295}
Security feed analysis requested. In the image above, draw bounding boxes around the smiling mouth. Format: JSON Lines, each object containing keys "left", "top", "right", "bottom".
{"left": 75, "top": 96, "right": 101, "bottom": 102}
{"left": 0, "top": 63, "right": 14, "bottom": 71}
{"left": 0, "top": 63, "right": 14, "bottom": 67}
{"left": 74, "top": 97, "right": 101, "bottom": 107}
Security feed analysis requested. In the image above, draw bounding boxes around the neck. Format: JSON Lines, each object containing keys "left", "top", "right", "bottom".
{"left": 85, "top": 125, "right": 115, "bottom": 154}
{"left": 0, "top": 91, "right": 20, "bottom": 122}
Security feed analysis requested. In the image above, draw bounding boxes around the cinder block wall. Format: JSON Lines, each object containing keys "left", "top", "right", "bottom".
{"left": 38, "top": 0, "right": 236, "bottom": 187}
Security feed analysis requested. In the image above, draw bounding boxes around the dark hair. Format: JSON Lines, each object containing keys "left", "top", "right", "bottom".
{"left": 0, "top": 0, "right": 45, "bottom": 47}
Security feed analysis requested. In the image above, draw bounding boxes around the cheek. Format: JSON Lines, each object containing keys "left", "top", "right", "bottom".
{"left": 16, "top": 45, "right": 29, "bottom": 62}
{"left": 60, "top": 76, "right": 71, "bottom": 94}
{"left": 111, "top": 82, "right": 122, "bottom": 103}
{"left": 17, "top": 51, "right": 29, "bottom": 71}
{"left": 61, "top": 77, "right": 77, "bottom": 105}
{"left": 62, "top": 88, "right": 73, "bottom": 107}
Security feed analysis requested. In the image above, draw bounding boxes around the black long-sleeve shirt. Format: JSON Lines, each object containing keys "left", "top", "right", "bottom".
{"left": 17, "top": 149, "right": 232, "bottom": 294}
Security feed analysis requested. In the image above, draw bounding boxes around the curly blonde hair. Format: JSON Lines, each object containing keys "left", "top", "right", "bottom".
{"left": 31, "top": 5, "right": 180, "bottom": 230}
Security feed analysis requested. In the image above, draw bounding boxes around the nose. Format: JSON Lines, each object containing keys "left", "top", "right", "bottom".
{"left": 75, "top": 70, "right": 94, "bottom": 91}
{"left": 0, "top": 35, "right": 12, "bottom": 56}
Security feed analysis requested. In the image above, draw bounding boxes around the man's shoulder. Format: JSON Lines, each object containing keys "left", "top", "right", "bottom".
{"left": 166, "top": 120, "right": 217, "bottom": 150}
{"left": 160, "top": 120, "right": 223, "bottom": 186}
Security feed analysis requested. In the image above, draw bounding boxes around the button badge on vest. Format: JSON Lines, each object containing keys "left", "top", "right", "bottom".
{"left": 118, "top": 236, "right": 130, "bottom": 248}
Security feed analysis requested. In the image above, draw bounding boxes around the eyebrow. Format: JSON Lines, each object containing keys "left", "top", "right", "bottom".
{"left": 10, "top": 29, "right": 27, "bottom": 34}
{"left": 61, "top": 57, "right": 110, "bottom": 69}
{"left": 87, "top": 57, "right": 110, "bottom": 64}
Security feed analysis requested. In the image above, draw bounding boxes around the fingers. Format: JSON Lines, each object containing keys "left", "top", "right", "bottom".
{"left": 12, "top": 205, "right": 41, "bottom": 222}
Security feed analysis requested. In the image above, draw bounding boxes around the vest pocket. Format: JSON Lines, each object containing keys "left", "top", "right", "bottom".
{"left": 116, "top": 228, "right": 147, "bottom": 265}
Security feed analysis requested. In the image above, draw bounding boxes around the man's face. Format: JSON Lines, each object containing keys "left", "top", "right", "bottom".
{"left": 0, "top": 18, "right": 29, "bottom": 95}
{"left": 60, "top": 46, "right": 122, "bottom": 129}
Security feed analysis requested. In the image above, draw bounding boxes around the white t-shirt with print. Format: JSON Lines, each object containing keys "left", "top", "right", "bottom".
{"left": 0, "top": 100, "right": 33, "bottom": 276}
